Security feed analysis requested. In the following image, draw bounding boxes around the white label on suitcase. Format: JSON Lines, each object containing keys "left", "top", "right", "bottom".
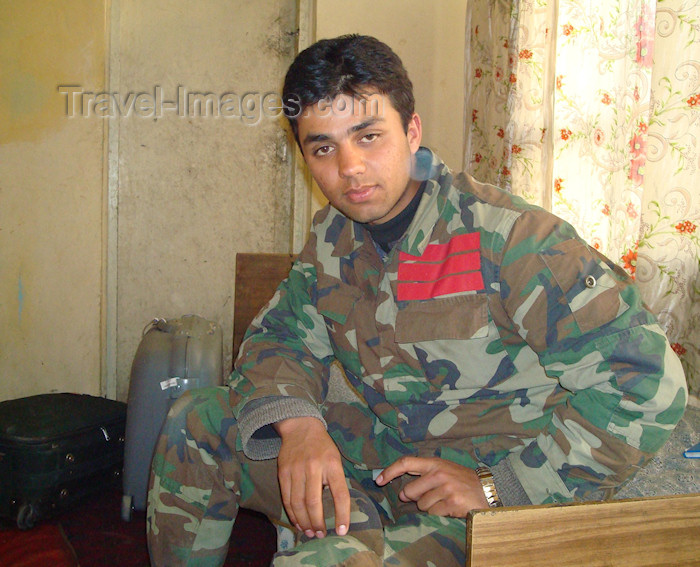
{"left": 160, "top": 377, "right": 179, "bottom": 390}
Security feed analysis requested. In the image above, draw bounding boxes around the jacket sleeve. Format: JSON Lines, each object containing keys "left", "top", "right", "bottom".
{"left": 497, "top": 209, "right": 688, "bottom": 504}
{"left": 228, "top": 238, "right": 336, "bottom": 458}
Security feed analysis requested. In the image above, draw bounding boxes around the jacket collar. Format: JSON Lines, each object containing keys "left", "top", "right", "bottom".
{"left": 400, "top": 147, "right": 452, "bottom": 257}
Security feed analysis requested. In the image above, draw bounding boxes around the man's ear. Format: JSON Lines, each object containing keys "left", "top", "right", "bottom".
{"left": 407, "top": 113, "right": 422, "bottom": 153}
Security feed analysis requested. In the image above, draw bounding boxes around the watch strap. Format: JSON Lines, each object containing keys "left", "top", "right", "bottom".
{"left": 475, "top": 466, "right": 503, "bottom": 508}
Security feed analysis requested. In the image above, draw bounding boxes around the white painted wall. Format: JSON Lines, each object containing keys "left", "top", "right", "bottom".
{"left": 0, "top": 1, "right": 107, "bottom": 401}
{"left": 0, "top": 0, "right": 298, "bottom": 402}
{"left": 0, "top": 0, "right": 468, "bottom": 402}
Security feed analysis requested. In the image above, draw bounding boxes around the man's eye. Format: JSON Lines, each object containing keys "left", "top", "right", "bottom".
{"left": 314, "top": 145, "right": 333, "bottom": 156}
{"left": 361, "top": 133, "right": 379, "bottom": 143}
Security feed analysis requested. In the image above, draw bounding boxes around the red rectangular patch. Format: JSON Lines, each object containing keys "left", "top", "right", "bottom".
{"left": 398, "top": 251, "right": 480, "bottom": 281}
{"left": 399, "top": 232, "right": 480, "bottom": 263}
{"left": 397, "top": 272, "right": 485, "bottom": 301}
{"left": 397, "top": 232, "right": 484, "bottom": 301}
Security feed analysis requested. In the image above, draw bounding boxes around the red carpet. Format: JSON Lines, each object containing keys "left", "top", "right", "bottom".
{"left": 0, "top": 523, "right": 78, "bottom": 567}
{"left": 1, "top": 488, "right": 276, "bottom": 567}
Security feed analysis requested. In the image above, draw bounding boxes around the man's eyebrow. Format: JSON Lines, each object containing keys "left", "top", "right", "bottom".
{"left": 349, "top": 117, "right": 384, "bottom": 133}
{"left": 303, "top": 132, "right": 330, "bottom": 145}
{"left": 302, "top": 117, "right": 386, "bottom": 147}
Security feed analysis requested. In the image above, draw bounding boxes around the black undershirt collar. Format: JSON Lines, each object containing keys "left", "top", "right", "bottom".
{"left": 362, "top": 183, "right": 425, "bottom": 253}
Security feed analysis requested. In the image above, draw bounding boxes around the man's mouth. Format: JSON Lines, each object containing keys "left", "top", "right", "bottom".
{"left": 345, "top": 185, "right": 377, "bottom": 203}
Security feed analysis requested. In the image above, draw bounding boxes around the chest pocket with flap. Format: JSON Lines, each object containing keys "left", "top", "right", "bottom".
{"left": 395, "top": 293, "right": 489, "bottom": 343}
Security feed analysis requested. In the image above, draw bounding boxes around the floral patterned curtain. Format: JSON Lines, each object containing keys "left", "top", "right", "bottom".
{"left": 465, "top": 0, "right": 699, "bottom": 399}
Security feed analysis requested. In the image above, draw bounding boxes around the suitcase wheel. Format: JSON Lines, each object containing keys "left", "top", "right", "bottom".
{"left": 17, "top": 503, "right": 37, "bottom": 530}
{"left": 121, "top": 494, "right": 133, "bottom": 522}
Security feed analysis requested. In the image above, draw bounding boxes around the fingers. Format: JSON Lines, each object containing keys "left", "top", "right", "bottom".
{"left": 305, "top": 467, "right": 326, "bottom": 537}
{"left": 376, "top": 456, "right": 486, "bottom": 518}
{"left": 279, "top": 456, "right": 327, "bottom": 537}
{"left": 275, "top": 418, "right": 349, "bottom": 538}
{"left": 282, "top": 468, "right": 349, "bottom": 538}
{"left": 375, "top": 455, "right": 429, "bottom": 485}
{"left": 401, "top": 474, "right": 445, "bottom": 509}
{"left": 278, "top": 466, "right": 297, "bottom": 529}
{"left": 399, "top": 473, "right": 474, "bottom": 518}
{"left": 327, "top": 468, "right": 351, "bottom": 536}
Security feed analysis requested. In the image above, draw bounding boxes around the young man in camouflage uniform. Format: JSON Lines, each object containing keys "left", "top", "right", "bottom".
{"left": 147, "top": 35, "right": 688, "bottom": 566}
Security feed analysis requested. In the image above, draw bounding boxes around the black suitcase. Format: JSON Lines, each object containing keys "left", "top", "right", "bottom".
{"left": 0, "top": 393, "right": 127, "bottom": 529}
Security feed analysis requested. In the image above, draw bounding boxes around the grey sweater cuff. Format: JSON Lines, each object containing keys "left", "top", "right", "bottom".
{"left": 491, "top": 458, "right": 532, "bottom": 507}
{"left": 238, "top": 396, "right": 325, "bottom": 460}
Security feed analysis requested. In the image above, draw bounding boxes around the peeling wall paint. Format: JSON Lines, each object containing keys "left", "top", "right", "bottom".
{"left": 114, "top": 0, "right": 296, "bottom": 400}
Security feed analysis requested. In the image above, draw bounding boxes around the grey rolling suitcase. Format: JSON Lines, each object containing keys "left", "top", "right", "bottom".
{"left": 121, "top": 315, "right": 223, "bottom": 521}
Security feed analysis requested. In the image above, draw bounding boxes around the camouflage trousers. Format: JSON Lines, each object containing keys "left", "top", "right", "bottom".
{"left": 147, "top": 387, "right": 467, "bottom": 566}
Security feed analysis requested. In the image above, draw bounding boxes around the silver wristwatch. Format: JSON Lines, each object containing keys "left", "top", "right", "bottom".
{"left": 475, "top": 467, "right": 503, "bottom": 508}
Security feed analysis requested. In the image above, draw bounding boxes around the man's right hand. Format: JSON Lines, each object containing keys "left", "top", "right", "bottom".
{"left": 274, "top": 416, "right": 350, "bottom": 539}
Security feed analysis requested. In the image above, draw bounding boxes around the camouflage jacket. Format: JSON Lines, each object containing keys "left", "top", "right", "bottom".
{"left": 231, "top": 148, "right": 687, "bottom": 505}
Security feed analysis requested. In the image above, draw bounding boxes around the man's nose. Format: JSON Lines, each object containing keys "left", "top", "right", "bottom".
{"left": 338, "top": 146, "right": 365, "bottom": 178}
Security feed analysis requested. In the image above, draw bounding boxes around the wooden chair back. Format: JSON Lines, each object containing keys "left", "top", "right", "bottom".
{"left": 232, "top": 253, "right": 296, "bottom": 359}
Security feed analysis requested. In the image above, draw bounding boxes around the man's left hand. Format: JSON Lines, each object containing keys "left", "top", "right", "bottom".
{"left": 375, "top": 456, "right": 488, "bottom": 517}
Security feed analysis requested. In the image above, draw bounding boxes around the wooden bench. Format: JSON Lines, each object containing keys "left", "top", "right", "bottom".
{"left": 233, "top": 253, "right": 700, "bottom": 566}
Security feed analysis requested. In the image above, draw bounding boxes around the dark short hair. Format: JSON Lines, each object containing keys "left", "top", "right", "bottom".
{"left": 282, "top": 34, "right": 415, "bottom": 143}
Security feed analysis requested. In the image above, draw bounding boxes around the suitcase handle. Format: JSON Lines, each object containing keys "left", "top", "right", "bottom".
{"left": 142, "top": 317, "right": 169, "bottom": 336}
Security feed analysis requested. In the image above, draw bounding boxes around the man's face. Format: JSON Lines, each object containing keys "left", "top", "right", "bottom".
{"left": 296, "top": 92, "right": 422, "bottom": 225}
